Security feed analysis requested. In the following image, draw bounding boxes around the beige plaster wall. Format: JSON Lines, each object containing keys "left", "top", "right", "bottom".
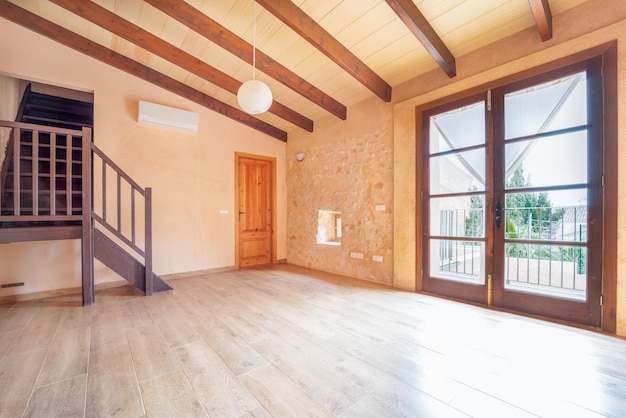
{"left": 392, "top": 0, "right": 626, "bottom": 335}
{"left": 0, "top": 18, "right": 286, "bottom": 296}
{"left": 287, "top": 96, "right": 394, "bottom": 284}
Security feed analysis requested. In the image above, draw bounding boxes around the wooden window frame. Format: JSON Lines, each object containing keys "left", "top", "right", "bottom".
{"left": 415, "top": 42, "right": 617, "bottom": 333}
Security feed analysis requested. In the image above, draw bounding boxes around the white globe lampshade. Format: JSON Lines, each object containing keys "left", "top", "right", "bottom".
{"left": 237, "top": 79, "right": 273, "bottom": 114}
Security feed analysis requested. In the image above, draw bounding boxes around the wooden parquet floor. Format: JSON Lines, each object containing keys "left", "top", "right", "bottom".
{"left": 1, "top": 264, "right": 625, "bottom": 417}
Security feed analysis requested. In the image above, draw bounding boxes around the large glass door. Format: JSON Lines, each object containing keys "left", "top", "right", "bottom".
{"left": 422, "top": 57, "right": 604, "bottom": 327}
{"left": 422, "top": 94, "right": 491, "bottom": 305}
{"left": 492, "top": 58, "right": 603, "bottom": 326}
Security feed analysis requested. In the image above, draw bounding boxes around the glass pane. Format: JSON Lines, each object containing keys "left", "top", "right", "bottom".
{"left": 504, "top": 244, "right": 586, "bottom": 301}
{"left": 504, "top": 189, "right": 587, "bottom": 242}
{"left": 505, "top": 72, "right": 587, "bottom": 139}
{"left": 429, "top": 101, "right": 485, "bottom": 153}
{"left": 430, "top": 149, "right": 485, "bottom": 194}
{"left": 429, "top": 239, "right": 484, "bottom": 284}
{"left": 430, "top": 196, "right": 484, "bottom": 238}
{"left": 505, "top": 131, "right": 587, "bottom": 189}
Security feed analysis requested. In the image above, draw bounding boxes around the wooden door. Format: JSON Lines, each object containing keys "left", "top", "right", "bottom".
{"left": 236, "top": 154, "right": 275, "bottom": 267}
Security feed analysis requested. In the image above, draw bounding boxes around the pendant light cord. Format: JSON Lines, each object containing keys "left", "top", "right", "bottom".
{"left": 252, "top": 0, "right": 257, "bottom": 80}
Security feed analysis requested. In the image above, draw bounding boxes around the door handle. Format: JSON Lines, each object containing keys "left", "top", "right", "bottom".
{"left": 495, "top": 200, "right": 502, "bottom": 229}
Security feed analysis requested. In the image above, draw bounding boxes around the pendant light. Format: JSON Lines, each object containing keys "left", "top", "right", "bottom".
{"left": 237, "top": 0, "right": 273, "bottom": 114}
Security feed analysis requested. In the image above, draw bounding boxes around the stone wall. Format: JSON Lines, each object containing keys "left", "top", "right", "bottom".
{"left": 287, "top": 97, "right": 394, "bottom": 284}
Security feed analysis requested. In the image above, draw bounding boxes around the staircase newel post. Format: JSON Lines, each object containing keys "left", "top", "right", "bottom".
{"left": 81, "top": 127, "right": 94, "bottom": 306}
{"left": 145, "top": 187, "right": 153, "bottom": 296}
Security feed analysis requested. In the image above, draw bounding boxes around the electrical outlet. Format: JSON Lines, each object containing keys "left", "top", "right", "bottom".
{"left": 372, "top": 255, "right": 383, "bottom": 262}
{"left": 350, "top": 252, "right": 363, "bottom": 259}
{"left": 375, "top": 204, "right": 386, "bottom": 212}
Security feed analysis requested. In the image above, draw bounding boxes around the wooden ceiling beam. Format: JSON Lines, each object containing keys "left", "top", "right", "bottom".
{"left": 385, "top": 0, "right": 456, "bottom": 78}
{"left": 145, "top": 0, "right": 347, "bottom": 121}
{"left": 0, "top": 0, "right": 287, "bottom": 142}
{"left": 50, "top": 0, "right": 312, "bottom": 132}
{"left": 528, "top": 0, "right": 553, "bottom": 42}
{"left": 256, "top": 0, "right": 392, "bottom": 102}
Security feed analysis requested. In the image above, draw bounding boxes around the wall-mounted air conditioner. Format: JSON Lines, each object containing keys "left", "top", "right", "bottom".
{"left": 137, "top": 100, "right": 199, "bottom": 132}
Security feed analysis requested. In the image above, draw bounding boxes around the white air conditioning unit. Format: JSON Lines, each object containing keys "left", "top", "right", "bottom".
{"left": 137, "top": 100, "right": 199, "bottom": 132}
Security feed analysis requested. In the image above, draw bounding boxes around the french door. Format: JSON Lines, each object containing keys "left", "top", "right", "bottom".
{"left": 421, "top": 56, "right": 604, "bottom": 327}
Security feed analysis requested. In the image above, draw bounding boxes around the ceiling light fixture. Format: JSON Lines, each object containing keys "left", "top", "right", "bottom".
{"left": 237, "top": 0, "right": 272, "bottom": 114}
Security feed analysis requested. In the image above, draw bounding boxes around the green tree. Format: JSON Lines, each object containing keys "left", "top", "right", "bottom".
{"left": 505, "top": 166, "right": 563, "bottom": 241}
{"left": 464, "top": 166, "right": 566, "bottom": 260}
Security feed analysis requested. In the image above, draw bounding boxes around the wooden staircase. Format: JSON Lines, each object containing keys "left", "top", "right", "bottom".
{"left": 0, "top": 86, "right": 171, "bottom": 305}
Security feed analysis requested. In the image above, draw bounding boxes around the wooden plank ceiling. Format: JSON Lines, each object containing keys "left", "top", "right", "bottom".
{"left": 1, "top": 0, "right": 588, "bottom": 141}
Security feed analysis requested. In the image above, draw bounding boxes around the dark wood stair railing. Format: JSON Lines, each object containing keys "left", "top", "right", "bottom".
{"left": 0, "top": 119, "right": 170, "bottom": 305}
{"left": 0, "top": 121, "right": 84, "bottom": 222}
{"left": 91, "top": 144, "right": 171, "bottom": 296}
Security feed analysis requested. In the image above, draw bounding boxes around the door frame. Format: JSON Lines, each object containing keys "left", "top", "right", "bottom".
{"left": 415, "top": 42, "right": 617, "bottom": 333}
{"left": 234, "top": 152, "right": 277, "bottom": 269}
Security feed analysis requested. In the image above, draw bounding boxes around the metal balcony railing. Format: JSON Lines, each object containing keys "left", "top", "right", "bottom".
{"left": 435, "top": 205, "right": 587, "bottom": 299}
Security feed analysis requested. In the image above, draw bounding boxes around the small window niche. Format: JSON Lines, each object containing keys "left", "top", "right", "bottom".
{"left": 317, "top": 210, "right": 342, "bottom": 246}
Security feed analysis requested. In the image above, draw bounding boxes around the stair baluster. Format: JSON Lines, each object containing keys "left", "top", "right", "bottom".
{"left": 0, "top": 120, "right": 169, "bottom": 305}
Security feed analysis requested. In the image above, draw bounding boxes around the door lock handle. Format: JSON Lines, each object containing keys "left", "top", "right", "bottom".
{"left": 495, "top": 200, "right": 502, "bottom": 229}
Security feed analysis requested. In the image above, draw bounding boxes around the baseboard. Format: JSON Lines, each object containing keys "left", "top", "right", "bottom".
{"left": 0, "top": 286, "right": 82, "bottom": 305}
{"left": 94, "top": 280, "right": 130, "bottom": 290}
{"left": 0, "top": 265, "right": 241, "bottom": 305}
{"left": 161, "top": 265, "right": 237, "bottom": 281}
{"left": 91, "top": 266, "right": 238, "bottom": 290}
{"left": 279, "top": 263, "right": 395, "bottom": 290}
